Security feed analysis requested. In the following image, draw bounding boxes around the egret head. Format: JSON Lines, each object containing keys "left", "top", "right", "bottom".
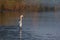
{"left": 20, "top": 15, "right": 23, "bottom": 18}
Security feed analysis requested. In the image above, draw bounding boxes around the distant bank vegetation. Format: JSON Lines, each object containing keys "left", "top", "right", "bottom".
{"left": 0, "top": 0, "right": 55, "bottom": 12}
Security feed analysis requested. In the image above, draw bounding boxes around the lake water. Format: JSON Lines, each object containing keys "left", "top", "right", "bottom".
{"left": 22, "top": 11, "right": 60, "bottom": 40}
